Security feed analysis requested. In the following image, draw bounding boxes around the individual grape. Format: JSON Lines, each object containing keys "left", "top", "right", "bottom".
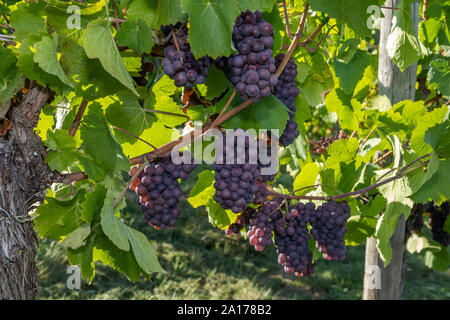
{"left": 161, "top": 24, "right": 211, "bottom": 88}
{"left": 129, "top": 153, "right": 196, "bottom": 230}
{"left": 216, "top": 10, "right": 278, "bottom": 101}
{"left": 310, "top": 201, "right": 351, "bottom": 260}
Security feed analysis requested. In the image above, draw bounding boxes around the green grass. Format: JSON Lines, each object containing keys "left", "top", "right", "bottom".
{"left": 36, "top": 172, "right": 450, "bottom": 300}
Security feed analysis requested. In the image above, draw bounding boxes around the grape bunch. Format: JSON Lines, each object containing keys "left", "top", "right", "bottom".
{"left": 246, "top": 201, "right": 277, "bottom": 251}
{"left": 310, "top": 201, "right": 351, "bottom": 260}
{"left": 429, "top": 201, "right": 449, "bottom": 246}
{"left": 273, "top": 54, "right": 300, "bottom": 147}
{"left": 225, "top": 207, "right": 256, "bottom": 235}
{"left": 273, "top": 201, "right": 315, "bottom": 276}
{"left": 313, "top": 130, "right": 348, "bottom": 154}
{"left": 405, "top": 202, "right": 430, "bottom": 238}
{"left": 213, "top": 130, "right": 260, "bottom": 214}
{"left": 130, "top": 155, "right": 196, "bottom": 230}
{"left": 161, "top": 24, "right": 211, "bottom": 88}
{"left": 217, "top": 10, "right": 278, "bottom": 101}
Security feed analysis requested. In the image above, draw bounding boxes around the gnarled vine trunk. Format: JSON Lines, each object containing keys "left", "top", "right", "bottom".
{"left": 0, "top": 86, "right": 57, "bottom": 300}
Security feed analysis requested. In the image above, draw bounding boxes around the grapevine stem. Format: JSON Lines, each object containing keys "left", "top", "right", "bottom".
{"left": 358, "top": 125, "right": 377, "bottom": 153}
{"left": 143, "top": 109, "right": 189, "bottom": 118}
{"left": 210, "top": 90, "right": 236, "bottom": 129}
{"left": 113, "top": 163, "right": 146, "bottom": 209}
{"left": 172, "top": 30, "right": 184, "bottom": 64}
{"left": 282, "top": 0, "right": 293, "bottom": 37}
{"left": 68, "top": 100, "right": 88, "bottom": 137}
{"left": 269, "top": 154, "right": 431, "bottom": 201}
{"left": 373, "top": 150, "right": 393, "bottom": 165}
{"left": 110, "top": 0, "right": 120, "bottom": 29}
{"left": 111, "top": 126, "right": 158, "bottom": 150}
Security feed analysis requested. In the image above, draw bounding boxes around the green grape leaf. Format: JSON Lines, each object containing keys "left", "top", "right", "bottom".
{"left": 427, "top": 58, "right": 450, "bottom": 97}
{"left": 121, "top": 122, "right": 179, "bottom": 159}
{"left": 34, "top": 191, "right": 86, "bottom": 240}
{"left": 34, "top": 108, "right": 55, "bottom": 142}
{"left": 386, "top": 0, "right": 428, "bottom": 70}
{"left": 33, "top": 35, "right": 74, "bottom": 87}
{"left": 197, "top": 65, "right": 230, "bottom": 100}
{"left": 10, "top": 1, "right": 45, "bottom": 41}
{"left": 44, "top": 129, "right": 80, "bottom": 172}
{"left": 116, "top": 20, "right": 154, "bottom": 54}
{"left": 325, "top": 89, "right": 363, "bottom": 131}
{"left": 157, "top": 0, "right": 186, "bottom": 26}
{"left": 406, "top": 234, "right": 441, "bottom": 254}
{"left": 424, "top": 245, "right": 449, "bottom": 271}
{"left": 125, "top": 227, "right": 166, "bottom": 274}
{"left": 206, "top": 201, "right": 231, "bottom": 229}
{"left": 410, "top": 156, "right": 450, "bottom": 204}
{"left": 424, "top": 120, "right": 450, "bottom": 158}
{"left": 146, "top": 75, "right": 186, "bottom": 127}
{"left": 83, "top": 19, "right": 139, "bottom": 96}
{"left": 238, "top": 0, "right": 274, "bottom": 13}
{"left": 181, "top": 0, "right": 240, "bottom": 59}
{"left": 420, "top": 18, "right": 444, "bottom": 45}
{"left": 17, "top": 35, "right": 71, "bottom": 96}
{"left": 82, "top": 184, "right": 107, "bottom": 224}
{"left": 61, "top": 223, "right": 92, "bottom": 250}
{"left": 293, "top": 163, "right": 320, "bottom": 195}
{"left": 221, "top": 94, "right": 289, "bottom": 134}
{"left": 410, "top": 105, "right": 448, "bottom": 155}
{"left": 375, "top": 136, "right": 414, "bottom": 266}
{"left": 325, "top": 137, "right": 359, "bottom": 168}
{"left": 100, "top": 181, "right": 130, "bottom": 252}
{"left": 60, "top": 39, "right": 127, "bottom": 101}
{"left": 308, "top": 0, "right": 384, "bottom": 37}
{"left": 334, "top": 50, "right": 371, "bottom": 94}
{"left": 93, "top": 230, "right": 151, "bottom": 282}
{"left": 0, "top": 70, "right": 23, "bottom": 119}
{"left": 80, "top": 103, "right": 130, "bottom": 176}
{"left": 126, "top": 0, "right": 158, "bottom": 28}
{"left": 188, "top": 170, "right": 216, "bottom": 208}
{"left": 345, "top": 215, "right": 376, "bottom": 246}
{"left": 105, "top": 91, "right": 156, "bottom": 144}
{"left": 67, "top": 233, "right": 96, "bottom": 282}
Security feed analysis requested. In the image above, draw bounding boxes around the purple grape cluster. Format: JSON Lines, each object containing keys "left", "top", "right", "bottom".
{"left": 273, "top": 54, "right": 300, "bottom": 147}
{"left": 247, "top": 202, "right": 277, "bottom": 251}
{"left": 313, "top": 130, "right": 348, "bottom": 154}
{"left": 429, "top": 201, "right": 449, "bottom": 246}
{"left": 310, "top": 201, "right": 351, "bottom": 260}
{"left": 217, "top": 11, "right": 278, "bottom": 101}
{"left": 273, "top": 201, "right": 315, "bottom": 276}
{"left": 161, "top": 24, "right": 211, "bottom": 88}
{"left": 130, "top": 155, "right": 196, "bottom": 230}
{"left": 213, "top": 130, "right": 260, "bottom": 213}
